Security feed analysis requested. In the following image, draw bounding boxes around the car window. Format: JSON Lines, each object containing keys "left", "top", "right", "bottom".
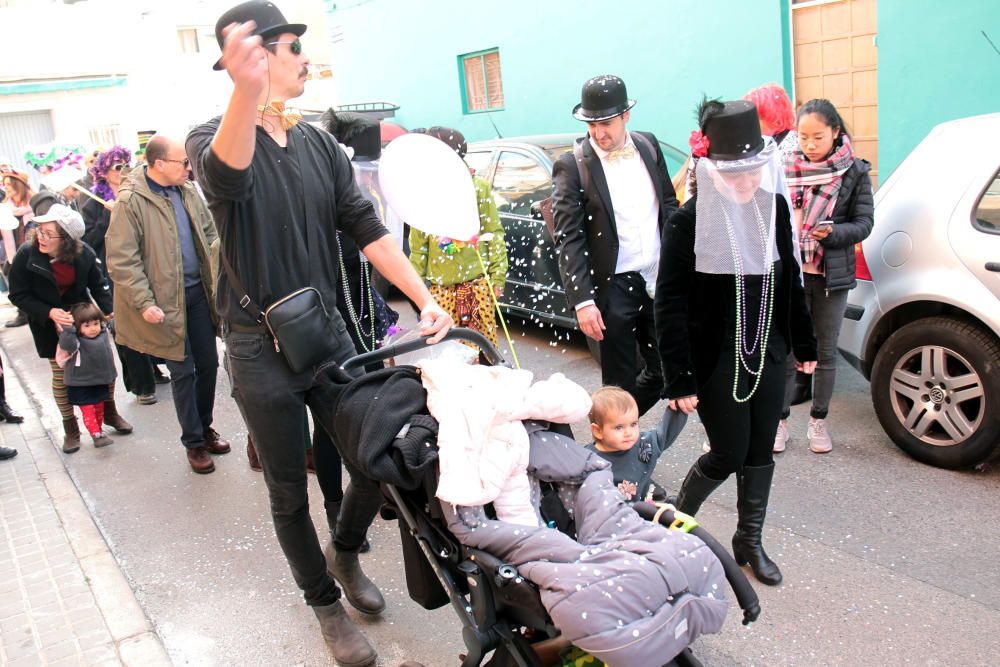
{"left": 492, "top": 151, "right": 550, "bottom": 217}
{"left": 465, "top": 151, "right": 493, "bottom": 178}
{"left": 542, "top": 144, "right": 573, "bottom": 164}
{"left": 973, "top": 169, "right": 1000, "bottom": 234}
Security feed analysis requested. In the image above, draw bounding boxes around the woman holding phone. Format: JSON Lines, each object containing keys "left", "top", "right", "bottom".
{"left": 774, "top": 98, "right": 874, "bottom": 454}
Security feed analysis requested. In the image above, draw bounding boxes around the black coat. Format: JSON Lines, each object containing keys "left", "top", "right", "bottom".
{"left": 654, "top": 196, "right": 818, "bottom": 400}
{"left": 812, "top": 158, "right": 874, "bottom": 292}
{"left": 80, "top": 198, "right": 111, "bottom": 274}
{"left": 551, "top": 132, "right": 679, "bottom": 309}
{"left": 8, "top": 242, "right": 113, "bottom": 359}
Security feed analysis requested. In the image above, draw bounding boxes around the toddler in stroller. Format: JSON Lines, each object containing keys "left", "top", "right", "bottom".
{"left": 325, "top": 329, "right": 760, "bottom": 667}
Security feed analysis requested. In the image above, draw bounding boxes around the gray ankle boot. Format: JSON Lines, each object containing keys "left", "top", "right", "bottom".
{"left": 313, "top": 600, "right": 376, "bottom": 666}
{"left": 325, "top": 543, "right": 386, "bottom": 615}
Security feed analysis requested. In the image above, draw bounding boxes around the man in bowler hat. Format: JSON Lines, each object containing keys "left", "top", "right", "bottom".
{"left": 551, "top": 75, "right": 678, "bottom": 415}
{"left": 187, "top": 2, "right": 452, "bottom": 665}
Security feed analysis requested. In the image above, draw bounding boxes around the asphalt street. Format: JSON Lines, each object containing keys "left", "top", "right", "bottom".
{"left": 3, "top": 298, "right": 999, "bottom": 666}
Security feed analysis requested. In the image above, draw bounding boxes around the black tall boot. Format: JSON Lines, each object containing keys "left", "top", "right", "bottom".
{"left": 732, "top": 463, "right": 782, "bottom": 586}
{"left": 0, "top": 375, "right": 23, "bottom": 424}
{"left": 675, "top": 460, "right": 726, "bottom": 516}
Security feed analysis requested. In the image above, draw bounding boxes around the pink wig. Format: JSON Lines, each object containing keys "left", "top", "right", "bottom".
{"left": 743, "top": 84, "right": 796, "bottom": 136}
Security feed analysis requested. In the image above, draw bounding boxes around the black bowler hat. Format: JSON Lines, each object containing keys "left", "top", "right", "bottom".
{"left": 212, "top": 0, "right": 307, "bottom": 70}
{"left": 703, "top": 100, "right": 765, "bottom": 161}
{"left": 572, "top": 75, "right": 636, "bottom": 122}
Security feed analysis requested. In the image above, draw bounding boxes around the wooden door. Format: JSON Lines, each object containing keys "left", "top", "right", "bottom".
{"left": 792, "top": 0, "right": 878, "bottom": 186}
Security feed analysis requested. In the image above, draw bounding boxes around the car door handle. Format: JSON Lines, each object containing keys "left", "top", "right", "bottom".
{"left": 986, "top": 262, "right": 1000, "bottom": 272}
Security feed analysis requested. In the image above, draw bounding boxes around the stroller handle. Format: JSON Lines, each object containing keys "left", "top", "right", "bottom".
{"left": 341, "top": 327, "right": 506, "bottom": 372}
{"left": 634, "top": 502, "right": 761, "bottom": 626}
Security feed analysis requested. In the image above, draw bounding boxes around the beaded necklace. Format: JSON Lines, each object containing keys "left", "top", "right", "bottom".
{"left": 335, "top": 233, "right": 377, "bottom": 352}
{"left": 722, "top": 196, "right": 775, "bottom": 403}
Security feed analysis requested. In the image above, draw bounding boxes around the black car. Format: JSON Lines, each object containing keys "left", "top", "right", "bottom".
{"left": 465, "top": 134, "right": 687, "bottom": 344}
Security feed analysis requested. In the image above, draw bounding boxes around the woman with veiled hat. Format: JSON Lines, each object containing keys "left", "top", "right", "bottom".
{"left": 654, "top": 100, "right": 818, "bottom": 585}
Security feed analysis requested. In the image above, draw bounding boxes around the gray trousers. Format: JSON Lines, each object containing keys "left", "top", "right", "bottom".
{"left": 782, "top": 274, "right": 849, "bottom": 420}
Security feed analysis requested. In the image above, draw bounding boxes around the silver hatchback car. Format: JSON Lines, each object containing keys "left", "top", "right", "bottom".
{"left": 838, "top": 113, "right": 1000, "bottom": 469}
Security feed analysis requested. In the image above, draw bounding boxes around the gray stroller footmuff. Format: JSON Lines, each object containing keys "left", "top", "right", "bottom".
{"left": 443, "top": 426, "right": 729, "bottom": 667}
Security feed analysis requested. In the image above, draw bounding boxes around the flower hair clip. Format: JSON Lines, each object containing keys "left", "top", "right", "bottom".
{"left": 688, "top": 130, "right": 710, "bottom": 158}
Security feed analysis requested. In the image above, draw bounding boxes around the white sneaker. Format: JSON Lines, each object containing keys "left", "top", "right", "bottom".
{"left": 773, "top": 419, "right": 789, "bottom": 453}
{"left": 807, "top": 418, "right": 833, "bottom": 453}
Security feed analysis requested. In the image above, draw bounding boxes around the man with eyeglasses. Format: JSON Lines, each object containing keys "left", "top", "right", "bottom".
{"left": 187, "top": 2, "right": 452, "bottom": 665}
{"left": 106, "top": 135, "right": 231, "bottom": 475}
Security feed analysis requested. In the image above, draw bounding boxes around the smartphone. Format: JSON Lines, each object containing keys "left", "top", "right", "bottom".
{"left": 813, "top": 221, "right": 834, "bottom": 231}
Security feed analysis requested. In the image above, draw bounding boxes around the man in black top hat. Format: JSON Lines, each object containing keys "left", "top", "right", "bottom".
{"left": 187, "top": 2, "right": 452, "bottom": 665}
{"left": 551, "top": 75, "right": 678, "bottom": 416}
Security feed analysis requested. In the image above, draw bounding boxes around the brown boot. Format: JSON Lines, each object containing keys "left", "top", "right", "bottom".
{"left": 325, "top": 544, "right": 385, "bottom": 615}
{"left": 102, "top": 400, "right": 133, "bottom": 434}
{"left": 62, "top": 417, "right": 81, "bottom": 454}
{"left": 203, "top": 428, "right": 231, "bottom": 454}
{"left": 187, "top": 446, "right": 215, "bottom": 474}
{"left": 246, "top": 436, "right": 262, "bottom": 472}
{"left": 313, "top": 600, "right": 376, "bottom": 667}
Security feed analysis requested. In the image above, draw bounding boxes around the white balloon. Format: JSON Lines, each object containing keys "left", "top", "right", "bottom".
{"left": 378, "top": 133, "right": 479, "bottom": 241}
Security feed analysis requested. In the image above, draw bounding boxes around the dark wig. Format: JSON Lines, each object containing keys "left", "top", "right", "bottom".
{"left": 31, "top": 224, "right": 82, "bottom": 263}
{"left": 320, "top": 110, "right": 377, "bottom": 145}
{"left": 797, "top": 98, "right": 851, "bottom": 142}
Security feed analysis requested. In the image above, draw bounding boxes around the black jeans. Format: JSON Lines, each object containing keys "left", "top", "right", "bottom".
{"left": 225, "top": 322, "right": 382, "bottom": 607}
{"left": 164, "top": 284, "right": 219, "bottom": 449}
{"left": 696, "top": 341, "right": 786, "bottom": 480}
{"left": 599, "top": 272, "right": 663, "bottom": 416}
{"left": 117, "top": 344, "right": 155, "bottom": 396}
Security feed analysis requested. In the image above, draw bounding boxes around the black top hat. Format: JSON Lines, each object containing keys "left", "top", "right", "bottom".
{"left": 213, "top": 1, "right": 307, "bottom": 70}
{"left": 572, "top": 75, "right": 636, "bottom": 122}
{"left": 703, "top": 100, "right": 765, "bottom": 161}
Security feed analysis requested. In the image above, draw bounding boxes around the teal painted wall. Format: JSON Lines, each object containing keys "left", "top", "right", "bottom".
{"left": 328, "top": 0, "right": 788, "bottom": 152}
{"left": 878, "top": 0, "right": 1000, "bottom": 178}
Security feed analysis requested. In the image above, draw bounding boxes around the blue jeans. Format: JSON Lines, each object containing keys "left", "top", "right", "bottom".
{"left": 164, "top": 284, "right": 219, "bottom": 448}
{"left": 224, "top": 319, "right": 381, "bottom": 607}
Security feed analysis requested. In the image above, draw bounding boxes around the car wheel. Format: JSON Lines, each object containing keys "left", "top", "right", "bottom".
{"left": 870, "top": 317, "right": 1000, "bottom": 469}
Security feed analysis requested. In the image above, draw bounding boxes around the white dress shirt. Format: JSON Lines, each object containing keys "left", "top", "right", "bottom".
{"left": 575, "top": 134, "right": 661, "bottom": 310}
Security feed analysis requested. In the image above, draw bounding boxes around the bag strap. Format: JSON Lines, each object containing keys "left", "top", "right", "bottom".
{"left": 219, "top": 251, "right": 264, "bottom": 323}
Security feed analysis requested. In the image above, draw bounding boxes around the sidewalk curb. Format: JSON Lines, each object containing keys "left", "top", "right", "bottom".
{"left": 1, "top": 332, "right": 171, "bottom": 666}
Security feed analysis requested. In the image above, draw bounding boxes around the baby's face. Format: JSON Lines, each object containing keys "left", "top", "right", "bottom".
{"left": 80, "top": 320, "right": 102, "bottom": 339}
{"left": 594, "top": 407, "right": 640, "bottom": 452}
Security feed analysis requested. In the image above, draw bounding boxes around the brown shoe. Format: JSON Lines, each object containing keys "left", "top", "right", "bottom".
{"left": 203, "top": 428, "right": 231, "bottom": 454}
{"left": 306, "top": 447, "right": 316, "bottom": 474}
{"left": 102, "top": 400, "right": 133, "bottom": 434}
{"left": 187, "top": 446, "right": 215, "bottom": 474}
{"left": 62, "top": 417, "right": 81, "bottom": 454}
{"left": 246, "top": 436, "right": 262, "bottom": 472}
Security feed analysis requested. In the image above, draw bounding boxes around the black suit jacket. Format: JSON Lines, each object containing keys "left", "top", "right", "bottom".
{"left": 551, "top": 131, "right": 679, "bottom": 309}
{"left": 653, "top": 196, "right": 818, "bottom": 399}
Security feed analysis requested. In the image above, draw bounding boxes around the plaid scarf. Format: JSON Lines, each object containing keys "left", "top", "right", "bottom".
{"left": 784, "top": 136, "right": 854, "bottom": 266}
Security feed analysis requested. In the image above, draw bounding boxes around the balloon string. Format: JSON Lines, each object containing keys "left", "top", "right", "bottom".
{"left": 474, "top": 249, "right": 520, "bottom": 369}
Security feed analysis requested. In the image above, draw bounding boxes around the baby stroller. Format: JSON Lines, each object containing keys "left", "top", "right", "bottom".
{"left": 332, "top": 329, "right": 761, "bottom": 667}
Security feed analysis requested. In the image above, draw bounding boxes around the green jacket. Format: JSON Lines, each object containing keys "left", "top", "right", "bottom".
{"left": 105, "top": 169, "right": 220, "bottom": 362}
{"left": 409, "top": 174, "right": 507, "bottom": 287}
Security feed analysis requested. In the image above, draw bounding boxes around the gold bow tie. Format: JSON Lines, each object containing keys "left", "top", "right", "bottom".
{"left": 256, "top": 100, "right": 303, "bottom": 130}
{"left": 606, "top": 144, "right": 636, "bottom": 164}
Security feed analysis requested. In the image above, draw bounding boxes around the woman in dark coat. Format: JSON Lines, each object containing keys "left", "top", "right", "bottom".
{"left": 655, "top": 100, "right": 818, "bottom": 585}
{"left": 775, "top": 98, "right": 874, "bottom": 455}
{"left": 8, "top": 203, "right": 133, "bottom": 453}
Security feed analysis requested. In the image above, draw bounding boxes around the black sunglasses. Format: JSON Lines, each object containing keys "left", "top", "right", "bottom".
{"left": 267, "top": 38, "right": 302, "bottom": 55}
{"left": 162, "top": 158, "right": 190, "bottom": 168}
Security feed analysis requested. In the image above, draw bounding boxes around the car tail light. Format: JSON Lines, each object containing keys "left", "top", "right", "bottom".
{"left": 855, "top": 242, "right": 872, "bottom": 281}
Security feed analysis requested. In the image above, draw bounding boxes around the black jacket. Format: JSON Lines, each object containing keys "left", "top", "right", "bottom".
{"left": 80, "top": 198, "right": 111, "bottom": 275}
{"left": 814, "top": 158, "right": 874, "bottom": 292}
{"left": 654, "top": 196, "right": 818, "bottom": 400}
{"left": 8, "top": 242, "right": 113, "bottom": 359}
{"left": 551, "top": 132, "right": 679, "bottom": 309}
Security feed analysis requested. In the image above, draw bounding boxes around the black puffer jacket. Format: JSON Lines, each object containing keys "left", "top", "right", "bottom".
{"left": 817, "top": 158, "right": 874, "bottom": 292}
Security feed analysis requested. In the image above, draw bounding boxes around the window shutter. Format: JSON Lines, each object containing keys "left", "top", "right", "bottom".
{"left": 464, "top": 56, "right": 486, "bottom": 112}
{"left": 484, "top": 51, "right": 504, "bottom": 109}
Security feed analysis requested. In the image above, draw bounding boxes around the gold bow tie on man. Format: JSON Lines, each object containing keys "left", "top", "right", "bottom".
{"left": 256, "top": 100, "right": 303, "bottom": 130}
{"left": 606, "top": 144, "right": 636, "bottom": 164}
